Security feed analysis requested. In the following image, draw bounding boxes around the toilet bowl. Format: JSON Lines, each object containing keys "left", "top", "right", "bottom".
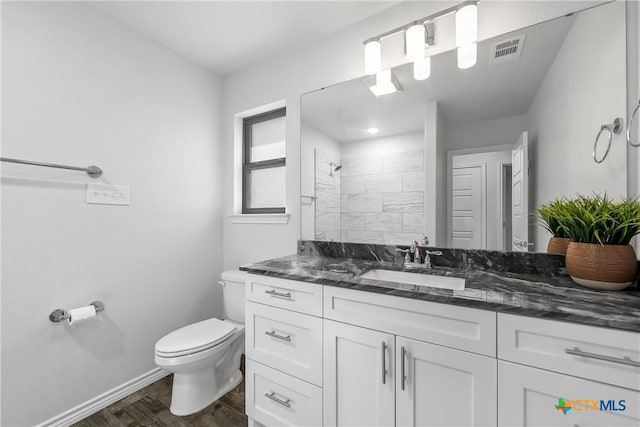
{"left": 154, "top": 270, "right": 246, "bottom": 416}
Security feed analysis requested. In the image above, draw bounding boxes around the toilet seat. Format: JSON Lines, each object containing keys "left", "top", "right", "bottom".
{"left": 155, "top": 318, "right": 237, "bottom": 358}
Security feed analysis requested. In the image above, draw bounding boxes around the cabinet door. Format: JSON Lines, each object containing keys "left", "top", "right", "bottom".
{"left": 323, "top": 320, "right": 395, "bottom": 427}
{"left": 396, "top": 336, "right": 497, "bottom": 427}
{"left": 499, "top": 360, "right": 640, "bottom": 427}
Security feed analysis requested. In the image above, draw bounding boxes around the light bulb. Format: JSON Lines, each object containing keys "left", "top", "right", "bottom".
{"left": 376, "top": 69, "right": 391, "bottom": 86}
{"left": 413, "top": 56, "right": 431, "bottom": 80}
{"left": 457, "top": 43, "right": 477, "bottom": 69}
{"left": 405, "top": 24, "right": 425, "bottom": 62}
{"left": 364, "top": 40, "right": 381, "bottom": 75}
{"left": 371, "top": 69, "right": 397, "bottom": 96}
{"left": 367, "top": 127, "right": 380, "bottom": 134}
{"left": 455, "top": 3, "right": 478, "bottom": 47}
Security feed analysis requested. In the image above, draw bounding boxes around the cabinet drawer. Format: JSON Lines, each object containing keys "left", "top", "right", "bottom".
{"left": 246, "top": 274, "right": 323, "bottom": 316}
{"left": 246, "top": 360, "right": 323, "bottom": 427}
{"left": 246, "top": 301, "right": 323, "bottom": 386}
{"left": 498, "top": 313, "right": 640, "bottom": 391}
{"left": 499, "top": 360, "right": 640, "bottom": 427}
{"left": 324, "top": 286, "right": 496, "bottom": 357}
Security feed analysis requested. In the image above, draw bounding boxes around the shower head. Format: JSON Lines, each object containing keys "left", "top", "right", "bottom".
{"left": 329, "top": 162, "right": 342, "bottom": 176}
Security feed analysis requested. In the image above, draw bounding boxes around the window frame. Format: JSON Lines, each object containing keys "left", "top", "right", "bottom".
{"left": 242, "top": 107, "right": 287, "bottom": 214}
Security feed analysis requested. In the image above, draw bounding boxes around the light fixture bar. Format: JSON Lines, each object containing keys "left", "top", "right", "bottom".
{"left": 362, "top": 0, "right": 478, "bottom": 46}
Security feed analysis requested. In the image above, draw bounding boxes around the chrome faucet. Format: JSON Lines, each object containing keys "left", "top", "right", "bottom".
{"left": 396, "top": 241, "right": 442, "bottom": 269}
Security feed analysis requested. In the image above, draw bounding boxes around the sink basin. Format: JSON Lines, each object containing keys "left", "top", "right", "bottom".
{"left": 359, "top": 269, "right": 465, "bottom": 290}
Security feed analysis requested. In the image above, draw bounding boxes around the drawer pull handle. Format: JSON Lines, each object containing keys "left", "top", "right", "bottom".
{"left": 565, "top": 347, "right": 640, "bottom": 367}
{"left": 265, "top": 330, "right": 292, "bottom": 342}
{"left": 264, "top": 391, "right": 291, "bottom": 408}
{"left": 401, "top": 346, "right": 407, "bottom": 391}
{"left": 265, "top": 289, "right": 292, "bottom": 299}
{"left": 381, "top": 341, "right": 387, "bottom": 384}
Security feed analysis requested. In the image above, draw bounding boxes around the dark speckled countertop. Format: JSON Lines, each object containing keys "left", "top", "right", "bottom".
{"left": 241, "top": 249, "right": 640, "bottom": 333}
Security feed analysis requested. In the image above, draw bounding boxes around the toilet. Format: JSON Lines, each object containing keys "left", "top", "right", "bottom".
{"left": 154, "top": 270, "right": 246, "bottom": 416}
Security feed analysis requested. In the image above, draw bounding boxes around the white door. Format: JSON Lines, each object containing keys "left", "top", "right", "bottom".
{"left": 396, "top": 337, "right": 497, "bottom": 427}
{"left": 450, "top": 164, "right": 486, "bottom": 249}
{"left": 511, "top": 131, "right": 530, "bottom": 251}
{"left": 498, "top": 361, "right": 640, "bottom": 427}
{"left": 323, "top": 320, "right": 395, "bottom": 427}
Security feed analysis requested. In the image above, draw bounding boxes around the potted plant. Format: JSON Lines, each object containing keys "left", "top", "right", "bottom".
{"left": 557, "top": 194, "right": 640, "bottom": 290}
{"left": 537, "top": 199, "right": 572, "bottom": 255}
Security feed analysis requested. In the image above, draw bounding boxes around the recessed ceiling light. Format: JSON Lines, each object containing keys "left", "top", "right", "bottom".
{"left": 367, "top": 127, "right": 380, "bottom": 134}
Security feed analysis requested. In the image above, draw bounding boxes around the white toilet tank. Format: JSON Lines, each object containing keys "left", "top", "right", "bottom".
{"left": 220, "top": 270, "right": 246, "bottom": 322}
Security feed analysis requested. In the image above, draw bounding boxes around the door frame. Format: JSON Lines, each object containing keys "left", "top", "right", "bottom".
{"left": 499, "top": 162, "right": 513, "bottom": 251}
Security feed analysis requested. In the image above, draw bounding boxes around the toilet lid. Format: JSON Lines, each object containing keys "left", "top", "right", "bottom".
{"left": 155, "top": 318, "right": 237, "bottom": 357}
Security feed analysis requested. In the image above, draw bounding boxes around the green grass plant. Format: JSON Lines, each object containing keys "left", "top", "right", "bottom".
{"left": 537, "top": 194, "right": 640, "bottom": 245}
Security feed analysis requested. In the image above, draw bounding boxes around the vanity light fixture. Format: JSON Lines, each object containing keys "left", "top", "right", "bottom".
{"left": 405, "top": 23, "right": 426, "bottom": 62}
{"left": 455, "top": 3, "right": 478, "bottom": 46}
{"left": 364, "top": 40, "right": 382, "bottom": 75}
{"left": 362, "top": 0, "right": 478, "bottom": 79}
{"left": 413, "top": 56, "right": 431, "bottom": 80}
{"left": 370, "top": 69, "right": 401, "bottom": 97}
{"left": 455, "top": 3, "right": 478, "bottom": 68}
{"left": 457, "top": 43, "right": 477, "bottom": 69}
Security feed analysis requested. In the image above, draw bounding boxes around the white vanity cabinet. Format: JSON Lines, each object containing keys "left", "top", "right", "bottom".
{"left": 395, "top": 336, "right": 497, "bottom": 427}
{"left": 323, "top": 321, "right": 497, "bottom": 427}
{"left": 322, "top": 286, "right": 498, "bottom": 427}
{"left": 497, "top": 313, "right": 640, "bottom": 427}
{"left": 499, "top": 361, "right": 640, "bottom": 427}
{"left": 323, "top": 320, "right": 395, "bottom": 427}
{"left": 244, "top": 274, "right": 324, "bottom": 427}
{"left": 244, "top": 273, "right": 640, "bottom": 427}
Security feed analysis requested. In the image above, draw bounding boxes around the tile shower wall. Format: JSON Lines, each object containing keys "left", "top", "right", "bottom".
{"left": 315, "top": 149, "right": 341, "bottom": 241}
{"left": 340, "top": 145, "right": 425, "bottom": 244}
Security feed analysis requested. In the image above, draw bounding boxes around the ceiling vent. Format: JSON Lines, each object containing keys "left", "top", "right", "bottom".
{"left": 490, "top": 34, "right": 526, "bottom": 65}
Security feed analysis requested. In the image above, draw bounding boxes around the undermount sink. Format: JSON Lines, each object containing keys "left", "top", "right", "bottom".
{"left": 359, "top": 269, "right": 465, "bottom": 291}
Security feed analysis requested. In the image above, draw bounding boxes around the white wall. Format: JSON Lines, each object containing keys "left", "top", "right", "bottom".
{"left": 528, "top": 1, "right": 627, "bottom": 247}
{"left": 1, "top": 2, "right": 223, "bottom": 426}
{"left": 444, "top": 114, "right": 529, "bottom": 152}
{"left": 222, "top": 1, "right": 607, "bottom": 269}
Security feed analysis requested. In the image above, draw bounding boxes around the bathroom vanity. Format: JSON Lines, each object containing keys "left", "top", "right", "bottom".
{"left": 242, "top": 243, "right": 640, "bottom": 427}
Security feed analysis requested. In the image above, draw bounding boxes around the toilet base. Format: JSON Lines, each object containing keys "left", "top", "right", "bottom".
{"left": 169, "top": 368, "right": 243, "bottom": 416}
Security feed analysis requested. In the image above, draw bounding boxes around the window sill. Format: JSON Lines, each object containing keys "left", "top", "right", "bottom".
{"left": 228, "top": 213, "right": 291, "bottom": 224}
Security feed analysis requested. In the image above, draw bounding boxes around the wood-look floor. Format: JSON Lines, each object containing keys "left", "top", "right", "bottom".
{"left": 72, "top": 372, "right": 247, "bottom": 427}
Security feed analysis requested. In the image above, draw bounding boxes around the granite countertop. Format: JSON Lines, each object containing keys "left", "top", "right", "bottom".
{"left": 241, "top": 253, "right": 640, "bottom": 333}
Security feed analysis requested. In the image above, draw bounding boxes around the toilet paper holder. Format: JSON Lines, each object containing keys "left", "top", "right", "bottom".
{"left": 49, "top": 301, "right": 105, "bottom": 323}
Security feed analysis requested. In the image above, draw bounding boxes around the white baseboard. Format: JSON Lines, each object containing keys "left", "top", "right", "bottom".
{"left": 37, "top": 368, "right": 169, "bottom": 427}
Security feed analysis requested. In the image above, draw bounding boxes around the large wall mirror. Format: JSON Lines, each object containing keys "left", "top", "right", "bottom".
{"left": 300, "top": 1, "right": 626, "bottom": 252}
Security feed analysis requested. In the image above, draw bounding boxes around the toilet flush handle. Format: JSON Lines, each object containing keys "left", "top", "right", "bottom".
{"left": 218, "top": 280, "right": 226, "bottom": 288}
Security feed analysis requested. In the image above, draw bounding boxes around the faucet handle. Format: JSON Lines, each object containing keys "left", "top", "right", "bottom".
{"left": 396, "top": 248, "right": 411, "bottom": 262}
{"left": 425, "top": 250, "right": 443, "bottom": 256}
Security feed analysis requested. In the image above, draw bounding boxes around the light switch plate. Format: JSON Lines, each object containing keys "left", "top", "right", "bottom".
{"left": 86, "top": 183, "right": 130, "bottom": 206}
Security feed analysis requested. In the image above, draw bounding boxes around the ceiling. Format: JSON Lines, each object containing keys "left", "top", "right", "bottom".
{"left": 301, "top": 13, "right": 575, "bottom": 143}
{"left": 92, "top": 1, "right": 397, "bottom": 75}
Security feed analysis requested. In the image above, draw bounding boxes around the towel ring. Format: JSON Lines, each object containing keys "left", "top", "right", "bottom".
{"left": 593, "top": 117, "right": 623, "bottom": 163}
{"left": 628, "top": 100, "right": 640, "bottom": 147}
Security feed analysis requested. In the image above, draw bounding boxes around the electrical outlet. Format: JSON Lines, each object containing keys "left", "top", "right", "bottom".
{"left": 86, "top": 183, "right": 130, "bottom": 206}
